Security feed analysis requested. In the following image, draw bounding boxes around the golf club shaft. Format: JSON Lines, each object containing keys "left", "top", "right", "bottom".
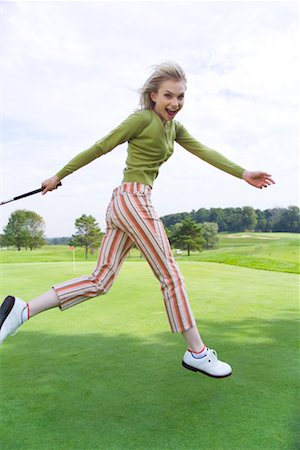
{"left": 0, "top": 182, "right": 62, "bottom": 206}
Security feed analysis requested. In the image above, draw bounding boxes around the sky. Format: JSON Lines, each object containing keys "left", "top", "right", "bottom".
{"left": 1, "top": 0, "right": 299, "bottom": 237}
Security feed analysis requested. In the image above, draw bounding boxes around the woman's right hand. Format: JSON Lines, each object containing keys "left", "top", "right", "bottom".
{"left": 41, "top": 175, "right": 61, "bottom": 194}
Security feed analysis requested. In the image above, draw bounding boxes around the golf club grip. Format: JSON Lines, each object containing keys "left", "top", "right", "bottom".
{"left": 14, "top": 182, "right": 62, "bottom": 201}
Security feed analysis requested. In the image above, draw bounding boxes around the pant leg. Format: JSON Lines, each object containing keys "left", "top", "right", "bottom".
{"left": 54, "top": 201, "right": 134, "bottom": 310}
{"left": 110, "top": 183, "right": 196, "bottom": 333}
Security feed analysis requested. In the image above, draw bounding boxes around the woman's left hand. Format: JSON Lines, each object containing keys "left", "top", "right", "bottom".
{"left": 242, "top": 171, "right": 275, "bottom": 189}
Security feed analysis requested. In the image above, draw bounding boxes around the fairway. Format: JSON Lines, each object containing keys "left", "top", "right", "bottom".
{"left": 184, "top": 232, "right": 300, "bottom": 274}
{"left": 0, "top": 259, "right": 299, "bottom": 450}
{"left": 1, "top": 232, "right": 299, "bottom": 274}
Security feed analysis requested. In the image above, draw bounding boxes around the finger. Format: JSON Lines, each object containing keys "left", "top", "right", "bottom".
{"left": 42, "top": 183, "right": 51, "bottom": 195}
{"left": 263, "top": 182, "right": 271, "bottom": 188}
{"left": 262, "top": 173, "right": 275, "bottom": 185}
{"left": 264, "top": 178, "right": 275, "bottom": 187}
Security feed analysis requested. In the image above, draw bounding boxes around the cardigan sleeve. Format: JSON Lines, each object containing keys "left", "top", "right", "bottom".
{"left": 55, "top": 112, "right": 149, "bottom": 180}
{"left": 175, "top": 122, "right": 245, "bottom": 179}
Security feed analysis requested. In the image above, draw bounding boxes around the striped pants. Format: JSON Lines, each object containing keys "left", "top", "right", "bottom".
{"left": 53, "top": 182, "right": 196, "bottom": 333}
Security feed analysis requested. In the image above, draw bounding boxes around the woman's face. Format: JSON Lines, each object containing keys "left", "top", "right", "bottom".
{"left": 150, "top": 79, "right": 186, "bottom": 123}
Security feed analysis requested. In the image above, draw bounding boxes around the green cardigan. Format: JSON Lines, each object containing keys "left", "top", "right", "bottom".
{"left": 56, "top": 109, "right": 245, "bottom": 187}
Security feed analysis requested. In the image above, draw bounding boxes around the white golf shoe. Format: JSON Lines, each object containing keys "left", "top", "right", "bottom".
{"left": 182, "top": 348, "right": 232, "bottom": 378}
{"left": 0, "top": 296, "right": 28, "bottom": 345}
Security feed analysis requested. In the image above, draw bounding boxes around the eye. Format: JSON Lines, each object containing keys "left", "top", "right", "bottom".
{"left": 164, "top": 93, "right": 172, "bottom": 99}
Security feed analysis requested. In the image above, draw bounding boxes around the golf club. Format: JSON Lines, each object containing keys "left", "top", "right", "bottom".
{"left": 0, "top": 182, "right": 62, "bottom": 206}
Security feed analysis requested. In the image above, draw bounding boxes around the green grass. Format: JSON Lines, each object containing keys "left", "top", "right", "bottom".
{"left": 180, "top": 232, "right": 300, "bottom": 274}
{"left": 1, "top": 232, "right": 299, "bottom": 273}
{"left": 0, "top": 244, "right": 93, "bottom": 263}
{"left": 0, "top": 260, "right": 299, "bottom": 449}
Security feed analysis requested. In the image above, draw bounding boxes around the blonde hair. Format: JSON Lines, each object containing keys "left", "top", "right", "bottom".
{"left": 139, "top": 62, "right": 187, "bottom": 110}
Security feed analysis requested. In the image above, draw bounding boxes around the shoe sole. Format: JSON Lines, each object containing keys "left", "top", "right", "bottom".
{"left": 0, "top": 296, "right": 15, "bottom": 329}
{"left": 182, "top": 360, "right": 232, "bottom": 378}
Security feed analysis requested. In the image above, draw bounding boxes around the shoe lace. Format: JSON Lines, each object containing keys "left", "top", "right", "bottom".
{"left": 207, "top": 348, "right": 218, "bottom": 362}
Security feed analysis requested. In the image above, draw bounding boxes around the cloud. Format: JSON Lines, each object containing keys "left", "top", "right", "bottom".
{"left": 1, "top": 1, "right": 298, "bottom": 237}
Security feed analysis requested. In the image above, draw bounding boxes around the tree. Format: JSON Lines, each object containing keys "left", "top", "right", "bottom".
{"left": 3, "top": 210, "right": 45, "bottom": 250}
{"left": 265, "top": 208, "right": 285, "bottom": 232}
{"left": 170, "top": 218, "right": 203, "bottom": 256}
{"left": 26, "top": 211, "right": 47, "bottom": 249}
{"left": 161, "top": 212, "right": 190, "bottom": 228}
{"left": 209, "top": 208, "right": 225, "bottom": 231}
{"left": 70, "top": 214, "right": 103, "bottom": 259}
{"left": 274, "top": 206, "right": 300, "bottom": 232}
{"left": 242, "top": 206, "right": 257, "bottom": 231}
{"left": 201, "top": 222, "right": 219, "bottom": 248}
{"left": 286, "top": 206, "right": 300, "bottom": 233}
{"left": 0, "top": 234, "right": 5, "bottom": 248}
{"left": 255, "top": 208, "right": 268, "bottom": 232}
{"left": 223, "top": 208, "right": 242, "bottom": 232}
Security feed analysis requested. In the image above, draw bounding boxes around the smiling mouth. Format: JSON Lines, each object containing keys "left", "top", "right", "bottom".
{"left": 166, "top": 108, "right": 178, "bottom": 118}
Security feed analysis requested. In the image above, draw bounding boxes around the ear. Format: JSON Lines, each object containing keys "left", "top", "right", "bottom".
{"left": 150, "top": 92, "right": 157, "bottom": 103}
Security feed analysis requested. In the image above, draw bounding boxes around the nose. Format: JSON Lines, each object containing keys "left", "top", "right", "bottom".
{"left": 170, "top": 98, "right": 179, "bottom": 109}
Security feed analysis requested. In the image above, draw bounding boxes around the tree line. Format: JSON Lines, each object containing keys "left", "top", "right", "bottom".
{"left": 1, "top": 206, "right": 299, "bottom": 255}
{"left": 161, "top": 206, "right": 300, "bottom": 233}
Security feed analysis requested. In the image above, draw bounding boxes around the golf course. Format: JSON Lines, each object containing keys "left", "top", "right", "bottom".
{"left": 0, "top": 233, "right": 299, "bottom": 449}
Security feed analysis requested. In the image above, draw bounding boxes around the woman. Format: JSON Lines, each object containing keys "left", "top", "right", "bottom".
{"left": 0, "top": 62, "right": 274, "bottom": 378}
